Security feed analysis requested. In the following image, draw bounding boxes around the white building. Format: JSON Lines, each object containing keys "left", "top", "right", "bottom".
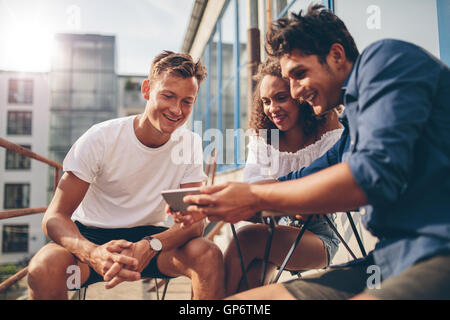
{"left": 0, "top": 71, "right": 50, "bottom": 264}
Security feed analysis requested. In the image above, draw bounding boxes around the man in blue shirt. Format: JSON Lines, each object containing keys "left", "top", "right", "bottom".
{"left": 181, "top": 5, "right": 450, "bottom": 299}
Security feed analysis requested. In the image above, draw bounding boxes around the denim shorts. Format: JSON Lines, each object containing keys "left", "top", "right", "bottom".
{"left": 279, "top": 215, "right": 340, "bottom": 266}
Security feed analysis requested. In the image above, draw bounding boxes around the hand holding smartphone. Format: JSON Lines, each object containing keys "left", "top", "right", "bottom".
{"left": 161, "top": 187, "right": 202, "bottom": 212}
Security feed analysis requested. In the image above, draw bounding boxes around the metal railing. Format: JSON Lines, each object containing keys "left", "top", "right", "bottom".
{"left": 0, "top": 137, "right": 62, "bottom": 294}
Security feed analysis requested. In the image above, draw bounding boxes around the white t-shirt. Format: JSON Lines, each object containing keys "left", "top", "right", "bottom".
{"left": 63, "top": 115, "right": 206, "bottom": 228}
{"left": 243, "top": 128, "right": 344, "bottom": 183}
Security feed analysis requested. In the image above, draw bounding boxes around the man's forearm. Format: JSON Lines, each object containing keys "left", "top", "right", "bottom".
{"left": 151, "top": 219, "right": 205, "bottom": 252}
{"left": 43, "top": 213, "right": 96, "bottom": 264}
{"left": 253, "top": 162, "right": 369, "bottom": 215}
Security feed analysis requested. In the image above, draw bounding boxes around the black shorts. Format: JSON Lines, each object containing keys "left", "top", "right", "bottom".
{"left": 75, "top": 221, "right": 172, "bottom": 286}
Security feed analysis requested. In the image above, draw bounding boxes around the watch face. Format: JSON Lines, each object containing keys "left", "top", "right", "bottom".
{"left": 150, "top": 238, "right": 163, "bottom": 251}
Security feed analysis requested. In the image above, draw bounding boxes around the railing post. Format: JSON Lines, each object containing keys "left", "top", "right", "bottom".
{"left": 0, "top": 267, "right": 28, "bottom": 294}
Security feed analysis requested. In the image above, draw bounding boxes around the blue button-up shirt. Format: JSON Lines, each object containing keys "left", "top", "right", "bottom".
{"left": 279, "top": 39, "right": 450, "bottom": 280}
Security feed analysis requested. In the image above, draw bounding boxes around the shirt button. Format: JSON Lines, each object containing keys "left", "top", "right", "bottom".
{"left": 350, "top": 140, "right": 355, "bottom": 146}
{"left": 360, "top": 208, "right": 366, "bottom": 215}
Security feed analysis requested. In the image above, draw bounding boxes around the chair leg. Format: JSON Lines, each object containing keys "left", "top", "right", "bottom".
{"left": 76, "top": 286, "right": 87, "bottom": 300}
{"left": 161, "top": 279, "right": 170, "bottom": 300}
{"left": 230, "top": 224, "right": 250, "bottom": 290}
{"left": 154, "top": 278, "right": 160, "bottom": 300}
{"left": 323, "top": 215, "right": 357, "bottom": 260}
{"left": 271, "top": 215, "right": 313, "bottom": 284}
{"left": 260, "top": 217, "right": 276, "bottom": 286}
{"left": 81, "top": 286, "right": 87, "bottom": 300}
{"left": 346, "top": 212, "right": 367, "bottom": 257}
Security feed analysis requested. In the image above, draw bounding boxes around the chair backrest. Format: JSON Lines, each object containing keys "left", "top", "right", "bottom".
{"left": 204, "top": 149, "right": 218, "bottom": 186}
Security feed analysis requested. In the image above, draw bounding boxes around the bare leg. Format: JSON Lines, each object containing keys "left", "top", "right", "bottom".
{"left": 237, "top": 259, "right": 277, "bottom": 292}
{"left": 27, "top": 243, "right": 90, "bottom": 300}
{"left": 224, "top": 224, "right": 327, "bottom": 295}
{"left": 156, "top": 237, "right": 225, "bottom": 299}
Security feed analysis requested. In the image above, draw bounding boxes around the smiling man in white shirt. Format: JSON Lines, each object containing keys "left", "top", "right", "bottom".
{"left": 27, "top": 51, "right": 225, "bottom": 300}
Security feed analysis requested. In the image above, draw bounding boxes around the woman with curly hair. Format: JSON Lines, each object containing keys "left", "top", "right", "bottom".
{"left": 223, "top": 58, "right": 343, "bottom": 295}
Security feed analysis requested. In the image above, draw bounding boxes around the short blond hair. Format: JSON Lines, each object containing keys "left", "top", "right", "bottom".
{"left": 149, "top": 50, "right": 207, "bottom": 84}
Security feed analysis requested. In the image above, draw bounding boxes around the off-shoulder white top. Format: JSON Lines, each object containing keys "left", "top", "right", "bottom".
{"left": 243, "top": 128, "right": 344, "bottom": 183}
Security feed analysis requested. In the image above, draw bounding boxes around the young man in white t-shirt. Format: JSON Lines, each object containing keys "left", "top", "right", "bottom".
{"left": 27, "top": 51, "right": 225, "bottom": 300}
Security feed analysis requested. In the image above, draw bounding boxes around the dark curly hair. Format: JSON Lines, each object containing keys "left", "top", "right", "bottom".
{"left": 266, "top": 4, "right": 359, "bottom": 64}
{"left": 248, "top": 58, "right": 325, "bottom": 144}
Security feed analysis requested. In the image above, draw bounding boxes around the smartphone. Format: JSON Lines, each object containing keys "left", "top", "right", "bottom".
{"left": 161, "top": 187, "right": 202, "bottom": 212}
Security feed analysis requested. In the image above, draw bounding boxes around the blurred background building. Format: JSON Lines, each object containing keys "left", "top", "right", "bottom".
{"left": 117, "top": 75, "right": 147, "bottom": 117}
{"left": 0, "top": 71, "right": 50, "bottom": 264}
{"left": 48, "top": 34, "right": 118, "bottom": 195}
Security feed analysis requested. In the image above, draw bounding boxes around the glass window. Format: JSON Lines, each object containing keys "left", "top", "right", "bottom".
{"left": 5, "top": 145, "right": 31, "bottom": 170}
{"left": 8, "top": 79, "right": 33, "bottom": 104}
{"left": 100, "top": 41, "right": 115, "bottom": 71}
{"left": 2, "top": 225, "right": 29, "bottom": 253}
{"left": 51, "top": 92, "right": 71, "bottom": 109}
{"left": 7, "top": 111, "right": 32, "bottom": 135}
{"left": 286, "top": 0, "right": 319, "bottom": 16}
{"left": 99, "top": 73, "right": 116, "bottom": 93}
{"left": 52, "top": 41, "right": 72, "bottom": 71}
{"left": 197, "top": 0, "right": 250, "bottom": 170}
{"left": 50, "top": 127, "right": 71, "bottom": 149}
{"left": 4, "top": 183, "right": 30, "bottom": 209}
{"left": 72, "top": 72, "right": 99, "bottom": 92}
{"left": 72, "top": 92, "right": 97, "bottom": 109}
{"left": 238, "top": 0, "right": 248, "bottom": 59}
{"left": 51, "top": 72, "right": 71, "bottom": 92}
{"left": 73, "top": 41, "right": 99, "bottom": 71}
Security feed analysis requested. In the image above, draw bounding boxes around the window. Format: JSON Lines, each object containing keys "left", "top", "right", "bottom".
{"left": 2, "top": 225, "right": 29, "bottom": 253}
{"left": 3, "top": 184, "right": 30, "bottom": 209}
{"left": 193, "top": 0, "right": 248, "bottom": 172}
{"left": 8, "top": 79, "right": 33, "bottom": 104}
{"left": 5, "top": 145, "right": 31, "bottom": 170}
{"left": 7, "top": 111, "right": 32, "bottom": 135}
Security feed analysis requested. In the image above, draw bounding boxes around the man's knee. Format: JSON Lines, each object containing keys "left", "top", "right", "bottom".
{"left": 185, "top": 238, "right": 223, "bottom": 269}
{"left": 28, "top": 244, "right": 75, "bottom": 287}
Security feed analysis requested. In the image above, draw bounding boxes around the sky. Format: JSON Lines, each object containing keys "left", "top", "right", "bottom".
{"left": 0, "top": 0, "right": 195, "bottom": 75}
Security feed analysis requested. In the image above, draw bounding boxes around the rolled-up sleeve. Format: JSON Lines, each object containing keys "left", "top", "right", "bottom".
{"left": 347, "top": 40, "right": 440, "bottom": 206}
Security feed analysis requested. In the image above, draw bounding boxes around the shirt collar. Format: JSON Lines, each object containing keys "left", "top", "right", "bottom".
{"left": 341, "top": 63, "right": 355, "bottom": 94}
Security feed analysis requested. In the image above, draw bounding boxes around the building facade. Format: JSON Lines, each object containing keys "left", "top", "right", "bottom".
{"left": 117, "top": 75, "right": 147, "bottom": 117}
{"left": 48, "top": 33, "right": 118, "bottom": 194}
{"left": 183, "top": 0, "right": 450, "bottom": 174}
{"left": 0, "top": 71, "right": 50, "bottom": 264}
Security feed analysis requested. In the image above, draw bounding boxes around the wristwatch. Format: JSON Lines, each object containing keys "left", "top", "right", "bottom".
{"left": 143, "top": 236, "right": 163, "bottom": 252}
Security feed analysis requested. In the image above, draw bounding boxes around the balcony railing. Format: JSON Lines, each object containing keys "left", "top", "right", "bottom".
{"left": 0, "top": 137, "right": 62, "bottom": 294}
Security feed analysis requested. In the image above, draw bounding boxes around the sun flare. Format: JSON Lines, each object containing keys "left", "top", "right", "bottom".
{"left": 3, "top": 22, "right": 55, "bottom": 72}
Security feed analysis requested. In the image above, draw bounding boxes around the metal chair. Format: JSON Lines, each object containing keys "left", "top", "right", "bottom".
{"left": 231, "top": 210, "right": 367, "bottom": 290}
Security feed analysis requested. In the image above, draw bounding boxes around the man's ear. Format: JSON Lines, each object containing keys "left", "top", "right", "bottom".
{"left": 327, "top": 43, "right": 347, "bottom": 69}
{"left": 141, "top": 79, "right": 150, "bottom": 100}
